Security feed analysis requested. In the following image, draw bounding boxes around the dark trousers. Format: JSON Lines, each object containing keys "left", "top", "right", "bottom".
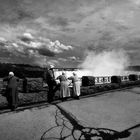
{"left": 47, "top": 83, "right": 60, "bottom": 102}
{"left": 6, "top": 87, "right": 18, "bottom": 109}
{"left": 47, "top": 84, "right": 54, "bottom": 102}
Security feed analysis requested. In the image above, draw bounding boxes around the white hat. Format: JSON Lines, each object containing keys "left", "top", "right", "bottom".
{"left": 49, "top": 64, "right": 54, "bottom": 69}
{"left": 9, "top": 72, "right": 14, "bottom": 76}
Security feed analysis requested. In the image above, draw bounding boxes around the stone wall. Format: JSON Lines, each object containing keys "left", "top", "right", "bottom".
{"left": 24, "top": 78, "right": 43, "bottom": 92}
{"left": 0, "top": 78, "right": 43, "bottom": 93}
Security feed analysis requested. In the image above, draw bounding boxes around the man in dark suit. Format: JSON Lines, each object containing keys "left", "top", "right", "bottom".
{"left": 46, "top": 65, "right": 57, "bottom": 103}
{"left": 3, "top": 72, "right": 19, "bottom": 110}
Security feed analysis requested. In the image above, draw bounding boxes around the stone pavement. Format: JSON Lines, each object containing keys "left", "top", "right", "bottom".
{"left": 0, "top": 87, "right": 140, "bottom": 140}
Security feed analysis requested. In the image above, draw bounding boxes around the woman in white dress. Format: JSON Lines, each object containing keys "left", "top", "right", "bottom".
{"left": 56, "top": 72, "right": 70, "bottom": 101}
{"left": 68, "top": 72, "right": 81, "bottom": 99}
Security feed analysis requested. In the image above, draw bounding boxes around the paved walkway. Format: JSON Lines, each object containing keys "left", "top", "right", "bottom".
{"left": 0, "top": 87, "right": 140, "bottom": 140}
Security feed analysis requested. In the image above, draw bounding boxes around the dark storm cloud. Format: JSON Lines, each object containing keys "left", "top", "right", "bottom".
{"left": 0, "top": 31, "right": 74, "bottom": 66}
{"left": 0, "top": 0, "right": 140, "bottom": 66}
{"left": 37, "top": 48, "right": 55, "bottom": 57}
{"left": 19, "top": 36, "right": 32, "bottom": 43}
{"left": 0, "top": 54, "right": 40, "bottom": 65}
{"left": 0, "top": 41, "right": 5, "bottom": 47}
{"left": 0, "top": 48, "right": 11, "bottom": 57}
{"left": 86, "top": 30, "right": 117, "bottom": 53}
{"left": 100, "top": 31, "right": 115, "bottom": 42}
{"left": 87, "top": 43, "right": 107, "bottom": 52}
{"left": 0, "top": 45, "right": 46, "bottom": 66}
{"left": 16, "top": 9, "right": 33, "bottom": 21}
{"left": 0, "top": 0, "right": 34, "bottom": 24}
{"left": 121, "top": 37, "right": 140, "bottom": 53}
{"left": 48, "top": 16, "right": 69, "bottom": 27}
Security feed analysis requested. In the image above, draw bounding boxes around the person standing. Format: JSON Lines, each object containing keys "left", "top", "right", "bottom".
{"left": 56, "top": 72, "right": 70, "bottom": 101}
{"left": 46, "top": 65, "right": 56, "bottom": 103}
{"left": 68, "top": 72, "right": 81, "bottom": 99}
{"left": 3, "top": 72, "right": 19, "bottom": 111}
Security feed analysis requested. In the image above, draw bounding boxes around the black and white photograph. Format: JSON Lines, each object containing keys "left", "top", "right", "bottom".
{"left": 0, "top": 0, "right": 140, "bottom": 140}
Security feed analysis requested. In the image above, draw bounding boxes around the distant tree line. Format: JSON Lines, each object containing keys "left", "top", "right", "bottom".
{"left": 0, "top": 63, "right": 139, "bottom": 79}
{"left": 0, "top": 63, "right": 45, "bottom": 78}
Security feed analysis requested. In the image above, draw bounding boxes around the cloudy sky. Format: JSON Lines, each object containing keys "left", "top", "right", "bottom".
{"left": 0, "top": 0, "right": 140, "bottom": 67}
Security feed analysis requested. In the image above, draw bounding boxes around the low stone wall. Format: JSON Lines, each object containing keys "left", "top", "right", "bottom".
{"left": 0, "top": 79, "right": 6, "bottom": 93}
{"left": 18, "top": 79, "right": 24, "bottom": 92}
{"left": 22, "top": 78, "right": 43, "bottom": 93}
{"left": 0, "top": 79, "right": 140, "bottom": 108}
{"left": 81, "top": 75, "right": 140, "bottom": 86}
{"left": 0, "top": 78, "right": 43, "bottom": 93}
{"left": 0, "top": 79, "right": 3, "bottom": 89}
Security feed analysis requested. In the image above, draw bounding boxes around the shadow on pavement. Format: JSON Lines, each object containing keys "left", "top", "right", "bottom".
{"left": 40, "top": 103, "right": 140, "bottom": 140}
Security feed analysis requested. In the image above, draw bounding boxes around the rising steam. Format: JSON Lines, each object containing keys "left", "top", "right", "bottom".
{"left": 79, "top": 50, "right": 130, "bottom": 76}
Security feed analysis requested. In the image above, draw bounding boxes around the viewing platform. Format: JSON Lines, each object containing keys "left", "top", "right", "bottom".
{"left": 0, "top": 86, "right": 139, "bottom": 140}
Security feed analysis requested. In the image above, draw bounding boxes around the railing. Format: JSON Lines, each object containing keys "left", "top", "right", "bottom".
{"left": 0, "top": 75, "right": 140, "bottom": 91}
{"left": 95, "top": 77, "right": 111, "bottom": 84}
{"left": 85, "top": 75, "right": 140, "bottom": 85}
{"left": 95, "top": 75, "right": 133, "bottom": 84}
{"left": 68, "top": 75, "right": 140, "bottom": 86}
{"left": 121, "top": 76, "right": 129, "bottom": 82}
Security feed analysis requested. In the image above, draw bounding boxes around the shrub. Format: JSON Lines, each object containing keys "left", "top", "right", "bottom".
{"left": 111, "top": 76, "right": 121, "bottom": 84}
{"left": 82, "top": 76, "right": 95, "bottom": 86}
{"left": 0, "top": 78, "right": 140, "bottom": 109}
{"left": 129, "top": 74, "right": 138, "bottom": 81}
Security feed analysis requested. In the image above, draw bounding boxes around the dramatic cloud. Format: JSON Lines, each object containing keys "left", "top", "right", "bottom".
{"left": 47, "top": 16, "right": 69, "bottom": 27}
{"left": 37, "top": 48, "right": 55, "bottom": 57}
{"left": 0, "top": 0, "right": 140, "bottom": 67}
{"left": 0, "top": 0, "right": 34, "bottom": 24}
{"left": 0, "top": 32, "right": 73, "bottom": 66}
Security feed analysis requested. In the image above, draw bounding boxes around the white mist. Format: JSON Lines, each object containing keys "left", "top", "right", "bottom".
{"left": 79, "top": 50, "right": 129, "bottom": 76}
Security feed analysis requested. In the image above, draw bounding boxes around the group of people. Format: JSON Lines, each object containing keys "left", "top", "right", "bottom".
{"left": 57, "top": 71, "right": 81, "bottom": 100}
{"left": 46, "top": 65, "right": 81, "bottom": 102}
{"left": 3, "top": 66, "right": 81, "bottom": 110}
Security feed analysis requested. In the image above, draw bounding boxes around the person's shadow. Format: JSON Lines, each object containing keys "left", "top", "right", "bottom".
{"left": 40, "top": 104, "right": 139, "bottom": 140}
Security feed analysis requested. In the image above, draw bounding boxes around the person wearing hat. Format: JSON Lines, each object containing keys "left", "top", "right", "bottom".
{"left": 68, "top": 72, "right": 81, "bottom": 99}
{"left": 3, "top": 72, "right": 19, "bottom": 110}
{"left": 45, "top": 65, "right": 57, "bottom": 103}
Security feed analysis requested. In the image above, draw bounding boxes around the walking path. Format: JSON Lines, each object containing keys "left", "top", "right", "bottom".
{"left": 0, "top": 87, "right": 140, "bottom": 140}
